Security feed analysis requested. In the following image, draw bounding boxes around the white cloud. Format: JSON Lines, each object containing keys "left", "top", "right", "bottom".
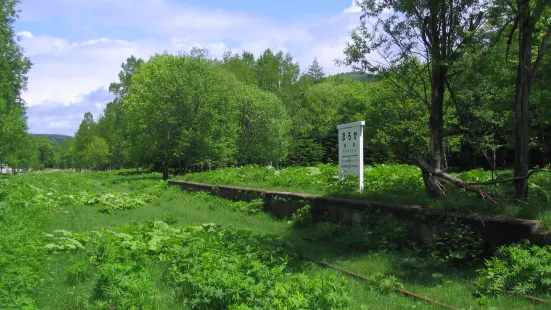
{"left": 344, "top": 0, "right": 361, "bottom": 13}
{"left": 19, "top": 33, "right": 164, "bottom": 107}
{"left": 26, "top": 87, "right": 112, "bottom": 135}
{"left": 16, "top": 31, "right": 34, "bottom": 39}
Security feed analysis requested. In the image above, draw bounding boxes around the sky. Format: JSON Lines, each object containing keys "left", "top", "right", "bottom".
{"left": 14, "top": 0, "right": 362, "bottom": 136}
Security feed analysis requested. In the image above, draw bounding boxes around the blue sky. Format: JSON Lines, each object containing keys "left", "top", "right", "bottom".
{"left": 15, "top": 0, "right": 362, "bottom": 136}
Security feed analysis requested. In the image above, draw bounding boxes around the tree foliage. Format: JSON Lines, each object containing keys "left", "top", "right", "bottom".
{"left": 0, "top": 0, "right": 32, "bottom": 168}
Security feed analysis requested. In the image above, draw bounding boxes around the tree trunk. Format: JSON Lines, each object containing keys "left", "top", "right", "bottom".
{"left": 162, "top": 167, "right": 169, "bottom": 180}
{"left": 514, "top": 3, "right": 533, "bottom": 202}
{"left": 162, "top": 158, "right": 169, "bottom": 180}
{"left": 423, "top": 63, "right": 447, "bottom": 198}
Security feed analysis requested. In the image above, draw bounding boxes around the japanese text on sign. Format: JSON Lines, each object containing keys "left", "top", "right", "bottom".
{"left": 337, "top": 121, "right": 365, "bottom": 191}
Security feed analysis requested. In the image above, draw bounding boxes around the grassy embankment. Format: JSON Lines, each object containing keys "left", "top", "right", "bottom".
{"left": 179, "top": 164, "right": 551, "bottom": 228}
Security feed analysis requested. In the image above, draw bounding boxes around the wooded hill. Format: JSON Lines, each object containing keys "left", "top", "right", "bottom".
{"left": 31, "top": 134, "right": 73, "bottom": 144}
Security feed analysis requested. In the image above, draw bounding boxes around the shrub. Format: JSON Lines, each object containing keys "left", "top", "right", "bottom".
{"left": 291, "top": 204, "right": 313, "bottom": 227}
{"left": 475, "top": 241, "right": 551, "bottom": 295}
{"left": 427, "top": 219, "right": 484, "bottom": 267}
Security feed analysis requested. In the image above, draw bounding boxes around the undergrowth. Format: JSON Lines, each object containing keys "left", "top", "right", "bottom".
{"left": 475, "top": 241, "right": 551, "bottom": 296}
{"left": 2, "top": 169, "right": 550, "bottom": 309}
{"left": 44, "top": 221, "right": 351, "bottom": 309}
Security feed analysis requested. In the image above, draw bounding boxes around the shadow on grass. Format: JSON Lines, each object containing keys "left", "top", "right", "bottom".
{"left": 279, "top": 218, "right": 486, "bottom": 289}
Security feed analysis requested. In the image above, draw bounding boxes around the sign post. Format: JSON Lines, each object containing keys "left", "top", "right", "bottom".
{"left": 337, "top": 121, "right": 365, "bottom": 191}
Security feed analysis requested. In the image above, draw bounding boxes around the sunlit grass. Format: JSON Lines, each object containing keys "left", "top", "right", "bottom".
{"left": 178, "top": 164, "right": 551, "bottom": 229}
{"left": 2, "top": 170, "right": 545, "bottom": 309}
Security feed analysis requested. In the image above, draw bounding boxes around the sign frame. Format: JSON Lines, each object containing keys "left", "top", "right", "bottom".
{"left": 337, "top": 120, "right": 365, "bottom": 191}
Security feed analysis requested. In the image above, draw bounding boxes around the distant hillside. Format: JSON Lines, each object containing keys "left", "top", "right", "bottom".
{"left": 32, "top": 134, "right": 73, "bottom": 144}
{"left": 332, "top": 71, "right": 377, "bottom": 82}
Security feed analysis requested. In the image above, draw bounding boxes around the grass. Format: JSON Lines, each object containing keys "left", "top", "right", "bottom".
{"left": 177, "top": 164, "right": 551, "bottom": 228}
{"left": 2, "top": 169, "right": 550, "bottom": 309}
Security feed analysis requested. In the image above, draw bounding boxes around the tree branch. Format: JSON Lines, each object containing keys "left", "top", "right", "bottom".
{"left": 505, "top": 10, "right": 521, "bottom": 62}
{"left": 449, "top": 12, "right": 484, "bottom": 62}
{"left": 411, "top": 158, "right": 497, "bottom": 203}
{"left": 467, "top": 169, "right": 551, "bottom": 185}
{"left": 532, "top": 30, "right": 551, "bottom": 77}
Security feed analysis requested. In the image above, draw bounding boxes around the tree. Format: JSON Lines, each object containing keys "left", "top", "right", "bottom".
{"left": 109, "top": 55, "right": 145, "bottom": 100}
{"left": 103, "top": 55, "right": 145, "bottom": 170}
{"left": 235, "top": 86, "right": 291, "bottom": 165}
{"left": 73, "top": 112, "right": 97, "bottom": 168}
{"left": 307, "top": 58, "right": 326, "bottom": 83}
{"left": 0, "top": 0, "right": 32, "bottom": 164}
{"left": 493, "top": 0, "right": 551, "bottom": 200}
{"left": 221, "top": 51, "right": 257, "bottom": 85}
{"left": 57, "top": 138, "right": 75, "bottom": 169}
{"left": 36, "top": 137, "right": 57, "bottom": 168}
{"left": 123, "top": 53, "right": 241, "bottom": 180}
{"left": 339, "top": 0, "right": 489, "bottom": 197}
{"left": 255, "top": 49, "right": 300, "bottom": 94}
{"left": 84, "top": 136, "right": 109, "bottom": 170}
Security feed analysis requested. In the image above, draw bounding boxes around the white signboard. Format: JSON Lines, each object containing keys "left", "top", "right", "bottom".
{"left": 337, "top": 121, "right": 365, "bottom": 191}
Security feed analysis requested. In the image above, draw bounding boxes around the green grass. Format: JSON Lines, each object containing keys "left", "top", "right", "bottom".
{"left": 177, "top": 164, "right": 551, "bottom": 227}
{"left": 2, "top": 170, "right": 550, "bottom": 309}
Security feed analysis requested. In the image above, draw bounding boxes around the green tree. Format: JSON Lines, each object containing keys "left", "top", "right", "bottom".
{"left": 73, "top": 112, "right": 97, "bottom": 168}
{"left": 221, "top": 50, "right": 257, "bottom": 85}
{"left": 235, "top": 85, "right": 291, "bottom": 165}
{"left": 340, "top": 0, "right": 489, "bottom": 197}
{"left": 306, "top": 58, "right": 325, "bottom": 83}
{"left": 255, "top": 49, "right": 300, "bottom": 94}
{"left": 492, "top": 0, "right": 551, "bottom": 200}
{"left": 109, "top": 55, "right": 145, "bottom": 99}
{"left": 102, "top": 55, "right": 145, "bottom": 170}
{"left": 36, "top": 136, "right": 58, "bottom": 168}
{"left": 123, "top": 52, "right": 240, "bottom": 180}
{"left": 84, "top": 136, "right": 109, "bottom": 170}
{"left": 57, "top": 138, "right": 75, "bottom": 169}
{"left": 0, "top": 0, "right": 32, "bottom": 165}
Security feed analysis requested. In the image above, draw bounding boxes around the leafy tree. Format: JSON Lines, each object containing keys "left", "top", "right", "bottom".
{"left": 340, "top": 0, "right": 490, "bottom": 197}
{"left": 235, "top": 85, "right": 291, "bottom": 165}
{"left": 491, "top": 0, "right": 551, "bottom": 200}
{"left": 221, "top": 51, "right": 257, "bottom": 85}
{"left": 445, "top": 37, "right": 516, "bottom": 172}
{"left": 123, "top": 53, "right": 240, "bottom": 179}
{"left": 84, "top": 136, "right": 110, "bottom": 170}
{"left": 109, "top": 55, "right": 145, "bottom": 99}
{"left": 57, "top": 138, "right": 75, "bottom": 169}
{"left": 73, "top": 112, "right": 97, "bottom": 168}
{"left": 0, "top": 0, "right": 32, "bottom": 165}
{"left": 255, "top": 49, "right": 300, "bottom": 94}
{"left": 35, "top": 136, "right": 58, "bottom": 168}
{"left": 102, "top": 56, "right": 145, "bottom": 170}
{"left": 96, "top": 102, "right": 124, "bottom": 169}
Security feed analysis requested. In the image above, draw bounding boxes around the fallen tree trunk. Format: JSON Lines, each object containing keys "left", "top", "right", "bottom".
{"left": 411, "top": 158, "right": 498, "bottom": 204}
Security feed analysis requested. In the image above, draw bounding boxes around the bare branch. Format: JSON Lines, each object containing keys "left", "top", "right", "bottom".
{"left": 532, "top": 30, "right": 551, "bottom": 77}
{"left": 505, "top": 11, "right": 521, "bottom": 62}
{"left": 468, "top": 169, "right": 551, "bottom": 185}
